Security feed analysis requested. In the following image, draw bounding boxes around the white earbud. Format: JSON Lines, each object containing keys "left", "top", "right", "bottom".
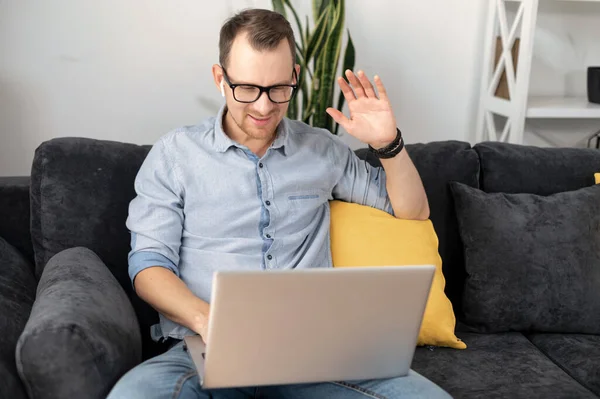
{"left": 220, "top": 80, "right": 225, "bottom": 97}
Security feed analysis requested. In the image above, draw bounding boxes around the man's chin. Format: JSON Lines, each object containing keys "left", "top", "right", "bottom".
{"left": 243, "top": 120, "right": 279, "bottom": 139}
{"left": 243, "top": 127, "right": 276, "bottom": 140}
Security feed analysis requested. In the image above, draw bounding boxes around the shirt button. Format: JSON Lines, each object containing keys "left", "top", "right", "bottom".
{"left": 267, "top": 255, "right": 273, "bottom": 260}
{"left": 266, "top": 234, "right": 272, "bottom": 239}
{"left": 265, "top": 200, "right": 271, "bottom": 206}
{"left": 259, "top": 163, "right": 264, "bottom": 168}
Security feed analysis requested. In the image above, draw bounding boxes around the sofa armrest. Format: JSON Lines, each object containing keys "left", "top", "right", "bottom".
{"left": 16, "top": 247, "right": 142, "bottom": 399}
{"left": 0, "top": 177, "right": 34, "bottom": 265}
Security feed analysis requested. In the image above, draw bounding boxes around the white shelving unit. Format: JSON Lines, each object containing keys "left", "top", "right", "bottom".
{"left": 475, "top": 0, "right": 600, "bottom": 145}
{"left": 527, "top": 96, "right": 600, "bottom": 118}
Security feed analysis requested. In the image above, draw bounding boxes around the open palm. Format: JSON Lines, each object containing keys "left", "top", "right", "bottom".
{"left": 326, "top": 70, "right": 398, "bottom": 148}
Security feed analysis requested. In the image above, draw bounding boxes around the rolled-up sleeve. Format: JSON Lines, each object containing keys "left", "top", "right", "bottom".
{"left": 126, "top": 135, "right": 184, "bottom": 287}
{"left": 330, "top": 134, "right": 394, "bottom": 215}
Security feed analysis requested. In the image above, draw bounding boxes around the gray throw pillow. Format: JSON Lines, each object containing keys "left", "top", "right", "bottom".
{"left": 0, "top": 236, "right": 36, "bottom": 399}
{"left": 16, "top": 247, "right": 142, "bottom": 399}
{"left": 450, "top": 182, "right": 600, "bottom": 334}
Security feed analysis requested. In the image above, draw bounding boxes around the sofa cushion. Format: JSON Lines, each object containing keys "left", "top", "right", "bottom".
{"left": 29, "top": 137, "right": 166, "bottom": 359}
{"left": 0, "top": 177, "right": 34, "bottom": 264}
{"left": 356, "top": 141, "right": 479, "bottom": 317}
{"left": 475, "top": 142, "right": 600, "bottom": 194}
{"left": 0, "top": 235, "right": 36, "bottom": 399}
{"left": 16, "top": 247, "right": 141, "bottom": 399}
{"left": 412, "top": 332, "right": 598, "bottom": 398}
{"left": 527, "top": 333, "right": 600, "bottom": 396}
{"left": 30, "top": 138, "right": 148, "bottom": 283}
{"left": 330, "top": 200, "right": 465, "bottom": 349}
{"left": 449, "top": 182, "right": 600, "bottom": 334}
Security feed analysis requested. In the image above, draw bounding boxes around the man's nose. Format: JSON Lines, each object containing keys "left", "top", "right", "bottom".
{"left": 253, "top": 91, "right": 274, "bottom": 115}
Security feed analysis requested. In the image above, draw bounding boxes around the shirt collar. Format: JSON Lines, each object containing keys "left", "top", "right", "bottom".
{"left": 213, "top": 105, "right": 293, "bottom": 156}
{"left": 271, "top": 117, "right": 292, "bottom": 155}
{"left": 213, "top": 105, "right": 237, "bottom": 153}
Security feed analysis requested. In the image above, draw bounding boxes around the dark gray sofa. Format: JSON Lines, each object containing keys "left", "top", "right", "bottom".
{"left": 0, "top": 137, "right": 599, "bottom": 398}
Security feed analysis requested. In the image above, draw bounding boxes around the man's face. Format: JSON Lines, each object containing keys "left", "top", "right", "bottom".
{"left": 218, "top": 33, "right": 297, "bottom": 141}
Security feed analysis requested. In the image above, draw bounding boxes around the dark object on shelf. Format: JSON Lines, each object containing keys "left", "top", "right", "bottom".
{"left": 587, "top": 130, "right": 600, "bottom": 149}
{"left": 588, "top": 67, "right": 600, "bottom": 105}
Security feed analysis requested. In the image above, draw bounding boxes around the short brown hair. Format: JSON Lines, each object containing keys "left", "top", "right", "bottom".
{"left": 219, "top": 9, "right": 296, "bottom": 68}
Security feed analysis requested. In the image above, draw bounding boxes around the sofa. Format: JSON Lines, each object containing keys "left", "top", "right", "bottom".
{"left": 0, "top": 137, "right": 599, "bottom": 399}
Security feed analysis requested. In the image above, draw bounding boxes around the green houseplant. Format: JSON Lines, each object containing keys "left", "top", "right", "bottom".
{"left": 272, "top": 0, "right": 355, "bottom": 135}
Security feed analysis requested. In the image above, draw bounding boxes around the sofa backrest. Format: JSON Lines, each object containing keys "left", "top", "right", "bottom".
{"left": 35, "top": 137, "right": 600, "bottom": 355}
{"left": 475, "top": 142, "right": 600, "bottom": 194}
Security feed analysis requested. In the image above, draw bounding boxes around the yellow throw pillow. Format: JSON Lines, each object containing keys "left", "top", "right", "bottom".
{"left": 595, "top": 173, "right": 600, "bottom": 184}
{"left": 330, "top": 200, "right": 466, "bottom": 349}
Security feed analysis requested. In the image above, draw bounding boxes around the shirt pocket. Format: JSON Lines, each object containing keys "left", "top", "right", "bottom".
{"left": 286, "top": 189, "right": 329, "bottom": 217}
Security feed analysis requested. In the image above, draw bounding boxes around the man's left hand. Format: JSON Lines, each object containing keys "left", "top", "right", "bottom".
{"left": 326, "top": 70, "right": 398, "bottom": 149}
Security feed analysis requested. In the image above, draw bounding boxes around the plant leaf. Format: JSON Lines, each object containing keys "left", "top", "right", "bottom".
{"left": 302, "top": 5, "right": 331, "bottom": 123}
{"left": 288, "top": 47, "right": 309, "bottom": 120}
{"left": 295, "top": 42, "right": 304, "bottom": 59}
{"left": 312, "top": 0, "right": 325, "bottom": 23}
{"left": 303, "top": 109, "right": 314, "bottom": 125}
{"left": 313, "top": 0, "right": 344, "bottom": 130}
{"left": 292, "top": 42, "right": 312, "bottom": 123}
{"left": 272, "top": 0, "right": 287, "bottom": 18}
{"left": 334, "top": 30, "right": 355, "bottom": 135}
{"left": 305, "top": 15, "right": 310, "bottom": 47}
{"left": 295, "top": 49, "right": 311, "bottom": 122}
{"left": 305, "top": 6, "right": 331, "bottom": 66}
{"left": 294, "top": 50, "right": 307, "bottom": 120}
{"left": 301, "top": 76, "right": 310, "bottom": 123}
{"left": 283, "top": 0, "right": 305, "bottom": 52}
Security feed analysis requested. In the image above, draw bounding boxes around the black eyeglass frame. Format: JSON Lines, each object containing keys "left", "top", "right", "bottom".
{"left": 221, "top": 67, "right": 298, "bottom": 104}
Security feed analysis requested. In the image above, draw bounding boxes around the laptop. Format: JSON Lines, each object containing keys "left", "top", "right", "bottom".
{"left": 183, "top": 265, "right": 435, "bottom": 389}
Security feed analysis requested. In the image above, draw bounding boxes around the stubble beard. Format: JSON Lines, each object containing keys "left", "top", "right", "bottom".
{"left": 234, "top": 111, "right": 280, "bottom": 142}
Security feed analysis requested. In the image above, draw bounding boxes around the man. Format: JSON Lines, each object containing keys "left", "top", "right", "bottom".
{"left": 108, "top": 8, "right": 451, "bottom": 399}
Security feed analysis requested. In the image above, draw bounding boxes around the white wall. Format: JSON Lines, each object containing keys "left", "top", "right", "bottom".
{"left": 0, "top": 0, "right": 487, "bottom": 176}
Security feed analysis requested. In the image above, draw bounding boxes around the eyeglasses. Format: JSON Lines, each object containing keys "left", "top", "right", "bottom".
{"left": 221, "top": 67, "right": 298, "bottom": 104}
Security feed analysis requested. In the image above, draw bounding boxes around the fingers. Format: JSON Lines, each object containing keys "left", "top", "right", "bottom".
{"left": 337, "top": 76, "right": 357, "bottom": 103}
{"left": 326, "top": 107, "right": 351, "bottom": 130}
{"left": 357, "top": 70, "right": 377, "bottom": 98}
{"left": 374, "top": 75, "right": 389, "bottom": 101}
{"left": 337, "top": 69, "right": 386, "bottom": 101}
{"left": 342, "top": 70, "right": 381, "bottom": 99}
{"left": 345, "top": 69, "right": 366, "bottom": 98}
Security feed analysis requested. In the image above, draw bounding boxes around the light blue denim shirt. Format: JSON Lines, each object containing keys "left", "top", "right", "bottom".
{"left": 127, "top": 105, "right": 394, "bottom": 340}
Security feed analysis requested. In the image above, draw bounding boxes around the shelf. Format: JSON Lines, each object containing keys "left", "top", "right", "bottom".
{"left": 477, "top": 0, "right": 600, "bottom": 143}
{"left": 526, "top": 96, "right": 600, "bottom": 119}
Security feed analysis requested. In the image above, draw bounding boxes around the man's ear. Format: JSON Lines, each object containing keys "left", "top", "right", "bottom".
{"left": 294, "top": 64, "right": 301, "bottom": 83}
{"left": 212, "top": 64, "right": 225, "bottom": 96}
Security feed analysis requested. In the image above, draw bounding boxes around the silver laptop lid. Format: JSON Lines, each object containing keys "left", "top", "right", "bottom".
{"left": 201, "top": 266, "right": 435, "bottom": 389}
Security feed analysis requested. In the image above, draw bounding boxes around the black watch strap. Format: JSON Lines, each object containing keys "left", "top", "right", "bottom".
{"left": 368, "top": 128, "right": 404, "bottom": 159}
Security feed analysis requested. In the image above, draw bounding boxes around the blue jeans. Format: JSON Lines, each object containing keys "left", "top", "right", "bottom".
{"left": 107, "top": 341, "right": 452, "bottom": 399}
